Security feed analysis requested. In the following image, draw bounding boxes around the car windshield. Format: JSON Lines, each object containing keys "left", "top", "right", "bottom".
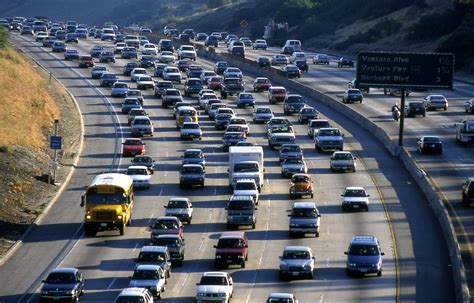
{"left": 234, "top": 163, "right": 258, "bottom": 172}
{"left": 319, "top": 129, "right": 341, "bottom": 136}
{"left": 133, "top": 156, "right": 152, "bottom": 163}
{"left": 257, "top": 108, "right": 271, "bottom": 113}
{"left": 348, "top": 90, "right": 361, "bottom": 94}
{"left": 267, "top": 298, "right": 294, "bottom": 303}
{"left": 184, "top": 151, "right": 202, "bottom": 158}
{"left": 153, "top": 220, "right": 178, "bottom": 229}
{"left": 230, "top": 119, "right": 246, "bottom": 125}
{"left": 423, "top": 137, "right": 441, "bottom": 143}
{"left": 166, "top": 68, "right": 179, "bottom": 73}
{"left": 272, "top": 89, "right": 286, "bottom": 94}
{"left": 333, "top": 153, "right": 352, "bottom": 160}
{"left": 138, "top": 252, "right": 165, "bottom": 262}
{"left": 292, "top": 208, "right": 318, "bottom": 218}
{"left": 283, "top": 250, "right": 310, "bottom": 259}
{"left": 344, "top": 189, "right": 366, "bottom": 197}
{"left": 287, "top": 96, "right": 303, "bottom": 103}
{"left": 155, "top": 237, "right": 180, "bottom": 246}
{"left": 272, "top": 126, "right": 292, "bottom": 133}
{"left": 210, "top": 77, "right": 222, "bottom": 82}
{"left": 124, "top": 140, "right": 143, "bottom": 145}
{"left": 284, "top": 158, "right": 303, "bottom": 165}
{"left": 200, "top": 276, "right": 229, "bottom": 286}
{"left": 182, "top": 124, "right": 199, "bottom": 129}
{"left": 310, "top": 121, "right": 330, "bottom": 128}
{"left": 349, "top": 244, "right": 380, "bottom": 256}
{"left": 225, "top": 133, "right": 243, "bottom": 139}
{"left": 166, "top": 90, "right": 180, "bottom": 96}
{"left": 409, "top": 102, "right": 424, "bottom": 108}
{"left": 46, "top": 272, "right": 75, "bottom": 284}
{"left": 124, "top": 100, "right": 140, "bottom": 105}
{"left": 181, "top": 166, "right": 203, "bottom": 174}
{"left": 86, "top": 193, "right": 126, "bottom": 204}
{"left": 128, "top": 91, "right": 142, "bottom": 97}
{"left": 127, "top": 168, "right": 148, "bottom": 175}
{"left": 218, "top": 238, "right": 245, "bottom": 248}
{"left": 115, "top": 83, "right": 127, "bottom": 88}
{"left": 235, "top": 182, "right": 256, "bottom": 190}
{"left": 116, "top": 296, "right": 146, "bottom": 303}
{"left": 138, "top": 76, "right": 152, "bottom": 81}
{"left": 132, "top": 270, "right": 159, "bottom": 280}
{"left": 95, "top": 66, "right": 107, "bottom": 71}
{"left": 282, "top": 146, "right": 300, "bottom": 153}
{"left": 228, "top": 199, "right": 254, "bottom": 210}
{"left": 167, "top": 200, "right": 188, "bottom": 208}
{"left": 134, "top": 118, "right": 150, "bottom": 125}
{"left": 293, "top": 175, "right": 310, "bottom": 183}
{"left": 301, "top": 108, "right": 315, "bottom": 114}
{"left": 158, "top": 82, "right": 173, "bottom": 88}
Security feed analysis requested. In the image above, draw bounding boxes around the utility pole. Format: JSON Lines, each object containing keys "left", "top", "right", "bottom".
{"left": 398, "top": 88, "right": 406, "bottom": 147}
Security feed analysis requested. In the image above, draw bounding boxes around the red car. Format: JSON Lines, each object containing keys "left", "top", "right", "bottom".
{"left": 150, "top": 216, "right": 184, "bottom": 239}
{"left": 208, "top": 76, "right": 223, "bottom": 90}
{"left": 177, "top": 59, "right": 192, "bottom": 72}
{"left": 268, "top": 86, "right": 288, "bottom": 104}
{"left": 122, "top": 138, "right": 146, "bottom": 156}
{"left": 253, "top": 77, "right": 272, "bottom": 92}
{"left": 78, "top": 55, "right": 95, "bottom": 68}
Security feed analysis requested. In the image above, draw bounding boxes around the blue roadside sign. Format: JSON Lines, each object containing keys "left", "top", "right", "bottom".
{"left": 50, "top": 136, "right": 62, "bottom": 150}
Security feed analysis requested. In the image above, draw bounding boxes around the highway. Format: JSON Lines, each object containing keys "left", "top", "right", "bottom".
{"left": 0, "top": 32, "right": 454, "bottom": 303}
{"left": 228, "top": 44, "right": 474, "bottom": 297}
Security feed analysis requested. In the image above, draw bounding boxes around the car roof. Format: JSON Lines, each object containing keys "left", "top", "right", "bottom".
{"left": 156, "top": 216, "right": 180, "bottom": 221}
{"left": 127, "top": 165, "right": 148, "bottom": 170}
{"left": 333, "top": 151, "right": 352, "bottom": 155}
{"left": 293, "top": 201, "right": 316, "bottom": 208}
{"left": 345, "top": 186, "right": 365, "bottom": 191}
{"left": 50, "top": 267, "right": 78, "bottom": 274}
{"left": 135, "top": 264, "right": 161, "bottom": 271}
{"left": 182, "top": 164, "right": 204, "bottom": 168}
{"left": 351, "top": 235, "right": 378, "bottom": 245}
{"left": 156, "top": 234, "right": 182, "bottom": 239}
{"left": 118, "top": 287, "right": 151, "bottom": 296}
{"left": 169, "top": 197, "right": 189, "bottom": 202}
{"left": 184, "top": 148, "right": 203, "bottom": 153}
{"left": 284, "top": 246, "right": 312, "bottom": 252}
{"left": 220, "top": 231, "right": 246, "bottom": 239}
{"left": 202, "top": 271, "right": 228, "bottom": 277}
{"left": 140, "top": 245, "right": 168, "bottom": 252}
{"left": 268, "top": 293, "right": 294, "bottom": 299}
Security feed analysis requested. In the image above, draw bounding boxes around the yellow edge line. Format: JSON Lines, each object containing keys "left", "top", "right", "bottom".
{"left": 347, "top": 143, "right": 401, "bottom": 303}
{"left": 416, "top": 160, "right": 473, "bottom": 253}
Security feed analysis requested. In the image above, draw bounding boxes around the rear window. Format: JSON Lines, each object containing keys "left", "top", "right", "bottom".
{"left": 349, "top": 244, "right": 379, "bottom": 256}
{"left": 292, "top": 207, "right": 318, "bottom": 218}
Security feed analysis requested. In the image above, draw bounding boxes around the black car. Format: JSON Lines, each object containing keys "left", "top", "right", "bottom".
{"left": 139, "top": 55, "right": 155, "bottom": 68}
{"left": 338, "top": 57, "right": 354, "bottom": 68}
{"left": 131, "top": 155, "right": 155, "bottom": 173}
{"left": 417, "top": 136, "right": 442, "bottom": 154}
{"left": 231, "top": 46, "right": 245, "bottom": 58}
{"left": 100, "top": 72, "right": 118, "bottom": 87}
{"left": 99, "top": 51, "right": 115, "bottom": 63}
{"left": 214, "top": 61, "right": 229, "bottom": 75}
{"left": 154, "top": 63, "right": 168, "bottom": 77}
{"left": 40, "top": 268, "right": 84, "bottom": 302}
{"left": 205, "top": 35, "right": 219, "bottom": 47}
{"left": 179, "top": 164, "right": 205, "bottom": 188}
{"left": 284, "top": 94, "right": 305, "bottom": 115}
{"left": 152, "top": 235, "right": 186, "bottom": 266}
{"left": 281, "top": 65, "right": 301, "bottom": 79}
{"left": 462, "top": 177, "right": 474, "bottom": 207}
{"left": 281, "top": 46, "right": 294, "bottom": 55}
{"left": 294, "top": 60, "right": 308, "bottom": 72}
{"left": 220, "top": 78, "right": 245, "bottom": 99}
{"left": 257, "top": 56, "right": 271, "bottom": 68}
{"left": 123, "top": 62, "right": 139, "bottom": 76}
{"left": 184, "top": 78, "right": 204, "bottom": 96}
{"left": 405, "top": 101, "right": 426, "bottom": 117}
{"left": 64, "top": 50, "right": 80, "bottom": 61}
{"left": 342, "top": 89, "right": 363, "bottom": 103}
{"left": 222, "top": 132, "right": 246, "bottom": 151}
{"left": 65, "top": 33, "right": 79, "bottom": 43}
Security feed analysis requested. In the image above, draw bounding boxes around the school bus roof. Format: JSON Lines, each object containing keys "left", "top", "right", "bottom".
{"left": 88, "top": 173, "right": 133, "bottom": 190}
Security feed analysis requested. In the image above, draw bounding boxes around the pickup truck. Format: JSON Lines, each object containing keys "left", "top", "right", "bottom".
{"left": 221, "top": 78, "right": 245, "bottom": 99}
{"left": 455, "top": 119, "right": 474, "bottom": 145}
{"left": 315, "top": 127, "right": 344, "bottom": 152}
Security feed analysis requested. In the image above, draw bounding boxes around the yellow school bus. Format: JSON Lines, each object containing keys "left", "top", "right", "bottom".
{"left": 176, "top": 106, "right": 198, "bottom": 128}
{"left": 80, "top": 173, "right": 134, "bottom": 236}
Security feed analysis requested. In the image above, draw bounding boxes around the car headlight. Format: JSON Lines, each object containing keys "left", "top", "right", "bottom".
{"left": 216, "top": 255, "right": 222, "bottom": 259}
{"left": 347, "top": 263, "right": 357, "bottom": 267}
{"left": 117, "top": 215, "right": 123, "bottom": 220}
{"left": 41, "top": 290, "right": 48, "bottom": 295}
{"left": 65, "top": 290, "right": 74, "bottom": 295}
{"left": 237, "top": 255, "right": 245, "bottom": 259}
{"left": 280, "top": 262, "right": 289, "bottom": 269}
{"left": 218, "top": 293, "right": 227, "bottom": 298}
{"left": 290, "top": 223, "right": 298, "bottom": 227}
{"left": 150, "top": 286, "right": 157, "bottom": 290}
{"left": 86, "top": 215, "right": 91, "bottom": 219}
{"left": 197, "top": 292, "right": 206, "bottom": 297}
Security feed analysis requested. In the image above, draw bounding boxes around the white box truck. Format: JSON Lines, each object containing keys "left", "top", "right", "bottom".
{"left": 228, "top": 146, "right": 264, "bottom": 191}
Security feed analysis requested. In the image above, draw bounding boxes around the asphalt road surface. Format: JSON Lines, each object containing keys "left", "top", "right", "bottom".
{"left": 0, "top": 33, "right": 455, "bottom": 303}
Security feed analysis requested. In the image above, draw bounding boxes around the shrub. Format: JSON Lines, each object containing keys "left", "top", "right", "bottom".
{"left": 0, "top": 28, "right": 8, "bottom": 49}
{"left": 404, "top": 9, "right": 463, "bottom": 41}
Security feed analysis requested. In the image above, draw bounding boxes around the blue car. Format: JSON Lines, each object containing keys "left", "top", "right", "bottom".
{"left": 237, "top": 92, "right": 255, "bottom": 108}
{"left": 181, "top": 149, "right": 206, "bottom": 169}
{"left": 345, "top": 235, "right": 384, "bottom": 277}
{"left": 111, "top": 82, "right": 129, "bottom": 98}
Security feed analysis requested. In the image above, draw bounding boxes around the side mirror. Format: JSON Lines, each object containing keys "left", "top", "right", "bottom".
{"left": 80, "top": 196, "right": 85, "bottom": 207}
{"left": 255, "top": 207, "right": 258, "bottom": 210}
{"left": 341, "top": 194, "right": 344, "bottom": 196}
{"left": 41, "top": 280, "right": 46, "bottom": 283}
{"left": 128, "top": 276, "right": 132, "bottom": 279}
{"left": 367, "top": 194, "right": 370, "bottom": 197}
{"left": 344, "top": 252, "right": 348, "bottom": 255}
{"left": 312, "top": 256, "right": 315, "bottom": 259}
{"left": 287, "top": 214, "right": 291, "bottom": 217}
{"left": 213, "top": 245, "right": 217, "bottom": 248}
{"left": 354, "top": 157, "right": 357, "bottom": 160}
{"left": 164, "top": 205, "right": 167, "bottom": 208}
{"left": 196, "top": 283, "right": 200, "bottom": 285}
{"left": 381, "top": 252, "right": 385, "bottom": 256}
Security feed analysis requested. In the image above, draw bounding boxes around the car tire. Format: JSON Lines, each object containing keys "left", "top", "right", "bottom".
{"left": 279, "top": 272, "right": 286, "bottom": 281}
{"left": 377, "top": 269, "right": 382, "bottom": 277}
{"left": 85, "top": 226, "right": 96, "bottom": 236}
{"left": 315, "top": 231, "right": 320, "bottom": 237}
{"left": 346, "top": 269, "right": 352, "bottom": 277}
{"left": 119, "top": 226, "right": 124, "bottom": 236}
{"left": 241, "top": 262, "right": 245, "bottom": 268}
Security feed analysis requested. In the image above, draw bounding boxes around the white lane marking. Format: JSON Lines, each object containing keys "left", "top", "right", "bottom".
{"left": 245, "top": 197, "right": 271, "bottom": 303}
{"left": 106, "top": 277, "right": 117, "bottom": 290}
{"left": 319, "top": 294, "right": 325, "bottom": 303}
{"left": 326, "top": 257, "right": 330, "bottom": 267}
{"left": 164, "top": 152, "right": 168, "bottom": 176}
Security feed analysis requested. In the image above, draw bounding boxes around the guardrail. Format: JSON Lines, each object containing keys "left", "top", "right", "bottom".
{"left": 133, "top": 32, "right": 470, "bottom": 302}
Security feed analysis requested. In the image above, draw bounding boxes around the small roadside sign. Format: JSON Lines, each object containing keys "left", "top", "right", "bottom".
{"left": 50, "top": 136, "right": 62, "bottom": 150}
{"left": 240, "top": 20, "right": 248, "bottom": 28}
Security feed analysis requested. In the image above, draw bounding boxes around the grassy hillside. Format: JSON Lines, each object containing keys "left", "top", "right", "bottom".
{"left": 0, "top": 28, "right": 59, "bottom": 150}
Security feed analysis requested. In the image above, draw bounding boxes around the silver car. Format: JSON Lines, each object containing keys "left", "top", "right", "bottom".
{"left": 164, "top": 197, "right": 193, "bottom": 224}
{"left": 128, "top": 264, "right": 166, "bottom": 298}
{"left": 330, "top": 151, "right": 356, "bottom": 172}
{"left": 279, "top": 246, "right": 315, "bottom": 280}
{"left": 281, "top": 157, "right": 307, "bottom": 178}
{"left": 341, "top": 187, "right": 370, "bottom": 211}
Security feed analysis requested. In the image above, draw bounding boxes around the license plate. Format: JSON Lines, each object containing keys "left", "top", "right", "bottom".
{"left": 226, "top": 260, "right": 233, "bottom": 263}
{"left": 292, "top": 272, "right": 299, "bottom": 276}
{"left": 101, "top": 223, "right": 107, "bottom": 227}
{"left": 430, "top": 144, "right": 435, "bottom": 147}
{"left": 360, "top": 269, "right": 367, "bottom": 273}
{"left": 353, "top": 205, "right": 359, "bottom": 208}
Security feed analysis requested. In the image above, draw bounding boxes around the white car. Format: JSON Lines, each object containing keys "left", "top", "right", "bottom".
{"left": 178, "top": 45, "right": 197, "bottom": 60}
{"left": 290, "top": 52, "right": 307, "bottom": 63}
{"left": 228, "top": 116, "right": 249, "bottom": 135}
{"left": 126, "top": 165, "right": 151, "bottom": 189}
{"left": 159, "top": 51, "right": 175, "bottom": 63}
{"left": 114, "top": 42, "right": 127, "bottom": 54}
{"left": 131, "top": 115, "right": 154, "bottom": 137}
{"left": 233, "top": 179, "right": 259, "bottom": 204}
{"left": 136, "top": 75, "right": 155, "bottom": 90}
{"left": 199, "top": 93, "right": 219, "bottom": 109}
{"left": 196, "top": 272, "right": 233, "bottom": 303}
{"left": 130, "top": 68, "right": 148, "bottom": 82}
{"left": 341, "top": 186, "right": 370, "bottom": 211}
{"left": 128, "top": 265, "right": 166, "bottom": 299}
{"left": 266, "top": 293, "right": 299, "bottom": 303}
{"left": 180, "top": 122, "right": 202, "bottom": 140}
{"left": 252, "top": 39, "right": 267, "bottom": 50}
{"left": 163, "top": 66, "right": 182, "bottom": 83}
{"left": 253, "top": 106, "right": 274, "bottom": 123}
{"left": 142, "top": 43, "right": 158, "bottom": 56}
{"left": 223, "top": 67, "right": 243, "bottom": 79}
{"left": 164, "top": 197, "right": 194, "bottom": 224}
